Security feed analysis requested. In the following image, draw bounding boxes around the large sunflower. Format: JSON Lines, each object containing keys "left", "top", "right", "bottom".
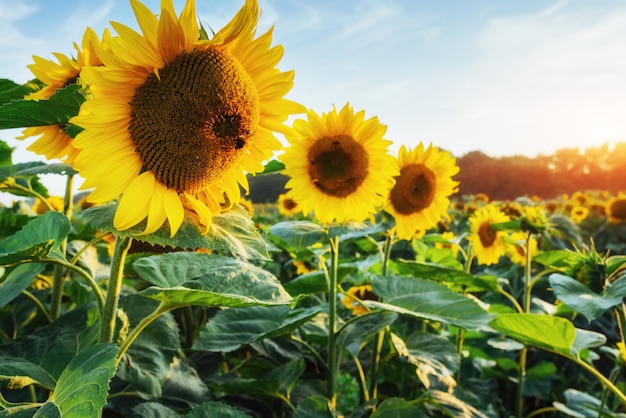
{"left": 70, "top": 0, "right": 304, "bottom": 236}
{"left": 467, "top": 204, "right": 510, "bottom": 266}
{"left": 17, "top": 28, "right": 109, "bottom": 164}
{"left": 384, "top": 143, "right": 459, "bottom": 241}
{"left": 281, "top": 103, "right": 397, "bottom": 225}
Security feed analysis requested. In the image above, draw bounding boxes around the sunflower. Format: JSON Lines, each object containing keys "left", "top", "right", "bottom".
{"left": 69, "top": 0, "right": 304, "bottom": 236}
{"left": 383, "top": 144, "right": 459, "bottom": 241}
{"left": 467, "top": 204, "right": 510, "bottom": 266}
{"left": 281, "top": 103, "right": 397, "bottom": 225}
{"left": 606, "top": 192, "right": 626, "bottom": 224}
{"left": 277, "top": 192, "right": 301, "bottom": 217}
{"left": 341, "top": 284, "right": 376, "bottom": 316}
{"left": 569, "top": 205, "right": 589, "bottom": 224}
{"left": 17, "top": 28, "right": 110, "bottom": 164}
{"left": 506, "top": 231, "right": 538, "bottom": 266}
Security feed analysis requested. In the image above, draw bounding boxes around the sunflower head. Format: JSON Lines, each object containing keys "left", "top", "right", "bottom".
{"left": 384, "top": 143, "right": 459, "bottom": 241}
{"left": 342, "top": 284, "right": 377, "bottom": 316}
{"left": 506, "top": 231, "right": 538, "bottom": 266}
{"left": 519, "top": 205, "right": 549, "bottom": 235}
{"left": 17, "top": 27, "right": 110, "bottom": 164}
{"left": 69, "top": 0, "right": 304, "bottom": 237}
{"left": 281, "top": 103, "right": 397, "bottom": 225}
{"left": 607, "top": 192, "right": 626, "bottom": 224}
{"left": 468, "top": 204, "right": 510, "bottom": 266}
{"left": 277, "top": 192, "right": 302, "bottom": 217}
{"left": 569, "top": 205, "right": 589, "bottom": 224}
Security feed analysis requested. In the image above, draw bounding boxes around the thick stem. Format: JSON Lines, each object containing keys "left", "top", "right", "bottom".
{"left": 49, "top": 175, "right": 74, "bottom": 319}
{"left": 369, "top": 233, "right": 392, "bottom": 399}
{"left": 327, "top": 235, "right": 340, "bottom": 409}
{"left": 99, "top": 236, "right": 132, "bottom": 344}
{"left": 516, "top": 232, "right": 533, "bottom": 418}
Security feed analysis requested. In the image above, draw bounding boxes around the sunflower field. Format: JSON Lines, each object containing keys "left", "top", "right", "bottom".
{"left": 1, "top": 0, "right": 625, "bottom": 417}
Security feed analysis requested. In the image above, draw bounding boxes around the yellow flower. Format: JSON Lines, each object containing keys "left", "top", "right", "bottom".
{"left": 384, "top": 143, "right": 459, "bottom": 240}
{"left": 506, "top": 231, "right": 538, "bottom": 266}
{"left": 69, "top": 0, "right": 304, "bottom": 237}
{"left": 277, "top": 192, "right": 301, "bottom": 217}
{"left": 607, "top": 192, "right": 626, "bottom": 224}
{"left": 520, "top": 205, "right": 549, "bottom": 234}
{"left": 468, "top": 204, "right": 510, "bottom": 266}
{"left": 569, "top": 205, "right": 589, "bottom": 224}
{"left": 17, "top": 28, "right": 110, "bottom": 164}
{"left": 434, "top": 231, "right": 460, "bottom": 259}
{"left": 32, "top": 196, "right": 64, "bottom": 214}
{"left": 342, "top": 284, "right": 376, "bottom": 316}
{"left": 281, "top": 103, "right": 397, "bottom": 225}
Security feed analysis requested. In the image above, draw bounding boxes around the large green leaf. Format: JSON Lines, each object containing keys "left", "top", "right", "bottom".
{"left": 116, "top": 295, "right": 180, "bottom": 398}
{"left": 128, "top": 403, "right": 180, "bottom": 418}
{"left": 283, "top": 265, "right": 356, "bottom": 296}
{"left": 268, "top": 221, "right": 327, "bottom": 251}
{"left": 193, "top": 305, "right": 322, "bottom": 352}
{"left": 0, "top": 263, "right": 45, "bottom": 308}
{"left": 185, "top": 401, "right": 252, "bottom": 418}
{"left": 32, "top": 344, "right": 117, "bottom": 418}
{"left": 549, "top": 273, "right": 626, "bottom": 322}
{"left": 0, "top": 357, "right": 56, "bottom": 390}
{"left": 293, "top": 396, "right": 333, "bottom": 418}
{"left": 336, "top": 312, "right": 398, "bottom": 353}
{"left": 137, "top": 253, "right": 293, "bottom": 309}
{"left": 367, "top": 275, "right": 494, "bottom": 330}
{"left": 390, "top": 332, "right": 458, "bottom": 390}
{"left": 0, "top": 211, "right": 70, "bottom": 265}
{"left": 370, "top": 398, "right": 425, "bottom": 418}
{"left": 81, "top": 204, "right": 268, "bottom": 259}
{"left": 0, "top": 84, "right": 84, "bottom": 129}
{"left": 489, "top": 313, "right": 576, "bottom": 358}
{"left": 394, "top": 260, "right": 502, "bottom": 293}
{"left": 0, "top": 162, "right": 76, "bottom": 181}
{"left": 0, "top": 79, "right": 43, "bottom": 106}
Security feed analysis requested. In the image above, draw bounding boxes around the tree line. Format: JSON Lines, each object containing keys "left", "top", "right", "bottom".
{"left": 247, "top": 141, "right": 626, "bottom": 203}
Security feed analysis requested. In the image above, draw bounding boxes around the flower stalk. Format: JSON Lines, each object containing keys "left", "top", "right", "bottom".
{"left": 99, "top": 235, "right": 132, "bottom": 344}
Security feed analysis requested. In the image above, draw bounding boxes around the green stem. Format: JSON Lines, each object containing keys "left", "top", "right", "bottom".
{"left": 575, "top": 358, "right": 626, "bottom": 406}
{"left": 49, "top": 175, "right": 74, "bottom": 319}
{"left": 42, "top": 258, "right": 104, "bottom": 314}
{"left": 99, "top": 236, "right": 132, "bottom": 344}
{"left": 21, "top": 290, "right": 52, "bottom": 323}
{"left": 116, "top": 303, "right": 171, "bottom": 366}
{"left": 69, "top": 233, "right": 110, "bottom": 265}
{"left": 290, "top": 336, "right": 328, "bottom": 371}
{"left": 516, "top": 232, "right": 533, "bottom": 418}
{"left": 455, "top": 247, "right": 474, "bottom": 384}
{"left": 327, "top": 235, "right": 340, "bottom": 409}
{"left": 349, "top": 349, "right": 370, "bottom": 403}
{"left": 369, "top": 233, "right": 393, "bottom": 399}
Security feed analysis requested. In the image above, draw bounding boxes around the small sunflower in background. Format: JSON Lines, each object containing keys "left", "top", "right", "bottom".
{"left": 341, "top": 284, "right": 376, "bottom": 316}
{"left": 32, "top": 196, "right": 64, "bottom": 214}
{"left": 384, "top": 143, "right": 459, "bottom": 241}
{"left": 606, "top": 192, "right": 626, "bottom": 224}
{"left": 569, "top": 205, "right": 589, "bottom": 224}
{"left": 70, "top": 0, "right": 304, "bottom": 237}
{"left": 281, "top": 103, "right": 397, "bottom": 225}
{"left": 506, "top": 231, "right": 538, "bottom": 266}
{"left": 277, "top": 192, "right": 301, "bottom": 217}
{"left": 17, "top": 28, "right": 110, "bottom": 164}
{"left": 467, "top": 204, "right": 510, "bottom": 266}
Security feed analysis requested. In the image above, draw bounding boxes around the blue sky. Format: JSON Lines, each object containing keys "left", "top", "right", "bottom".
{"left": 1, "top": 0, "right": 626, "bottom": 197}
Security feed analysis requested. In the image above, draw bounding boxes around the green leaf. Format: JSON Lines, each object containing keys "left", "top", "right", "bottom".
{"left": 284, "top": 266, "right": 356, "bottom": 296}
{"left": 128, "top": 403, "right": 180, "bottom": 418}
{"left": 0, "top": 263, "right": 45, "bottom": 308}
{"left": 370, "top": 398, "right": 424, "bottom": 418}
{"left": 0, "top": 357, "right": 56, "bottom": 390}
{"left": 549, "top": 273, "right": 625, "bottom": 321}
{"left": 160, "top": 359, "right": 210, "bottom": 410}
{"left": 268, "top": 221, "right": 327, "bottom": 251}
{"left": 293, "top": 395, "right": 333, "bottom": 418}
{"left": 193, "top": 305, "right": 322, "bottom": 352}
{"left": 367, "top": 275, "right": 494, "bottom": 330}
{"left": 489, "top": 313, "right": 576, "bottom": 358}
{"left": 33, "top": 344, "right": 117, "bottom": 418}
{"left": 261, "top": 159, "right": 285, "bottom": 174}
{"left": 389, "top": 332, "right": 458, "bottom": 389}
{"left": 0, "top": 140, "right": 12, "bottom": 166}
{"left": 116, "top": 296, "right": 180, "bottom": 398}
{"left": 0, "top": 84, "right": 85, "bottom": 129}
{"left": 81, "top": 204, "right": 268, "bottom": 260}
{"left": 0, "top": 79, "right": 43, "bottom": 105}
{"left": 0, "top": 211, "right": 70, "bottom": 265}
{"left": 394, "top": 260, "right": 502, "bottom": 293}
{"left": 328, "top": 221, "right": 387, "bottom": 240}
{"left": 553, "top": 389, "right": 608, "bottom": 418}
{"left": 533, "top": 250, "right": 572, "bottom": 268}
{"left": 336, "top": 312, "right": 398, "bottom": 352}
{"left": 0, "top": 162, "right": 76, "bottom": 181}
{"left": 185, "top": 401, "right": 252, "bottom": 418}
{"left": 137, "top": 253, "right": 293, "bottom": 309}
